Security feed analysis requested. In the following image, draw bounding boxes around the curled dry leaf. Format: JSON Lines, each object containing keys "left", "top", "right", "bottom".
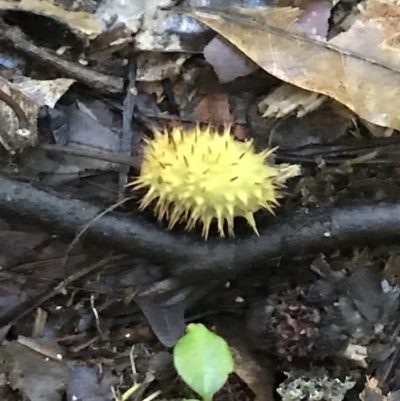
{"left": 0, "top": 77, "right": 40, "bottom": 153}
{"left": 0, "top": 77, "right": 73, "bottom": 154}
{"left": 182, "top": 3, "right": 400, "bottom": 130}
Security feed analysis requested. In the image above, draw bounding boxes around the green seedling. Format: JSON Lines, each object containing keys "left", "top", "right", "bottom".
{"left": 173, "top": 323, "right": 235, "bottom": 401}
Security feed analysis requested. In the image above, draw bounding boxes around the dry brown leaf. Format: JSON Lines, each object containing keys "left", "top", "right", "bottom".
{"left": 195, "top": 93, "right": 233, "bottom": 124}
{"left": 183, "top": 5, "right": 400, "bottom": 130}
{"left": 215, "top": 318, "right": 274, "bottom": 401}
{"left": 230, "top": 345, "right": 274, "bottom": 401}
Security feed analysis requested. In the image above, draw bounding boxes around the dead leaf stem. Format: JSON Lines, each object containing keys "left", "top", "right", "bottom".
{"left": 0, "top": 87, "right": 29, "bottom": 129}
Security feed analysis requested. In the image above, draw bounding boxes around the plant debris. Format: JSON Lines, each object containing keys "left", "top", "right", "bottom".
{"left": 1, "top": 0, "right": 400, "bottom": 400}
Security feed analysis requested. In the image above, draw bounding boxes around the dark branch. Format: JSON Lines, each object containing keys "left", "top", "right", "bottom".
{"left": 0, "top": 175, "right": 399, "bottom": 280}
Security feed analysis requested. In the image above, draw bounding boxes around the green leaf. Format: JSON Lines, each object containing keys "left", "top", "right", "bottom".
{"left": 173, "top": 323, "right": 234, "bottom": 401}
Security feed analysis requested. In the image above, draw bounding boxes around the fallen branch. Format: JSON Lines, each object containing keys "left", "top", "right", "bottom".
{"left": 0, "top": 175, "right": 400, "bottom": 280}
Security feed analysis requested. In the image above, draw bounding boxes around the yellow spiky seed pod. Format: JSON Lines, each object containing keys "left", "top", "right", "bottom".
{"left": 129, "top": 125, "right": 300, "bottom": 239}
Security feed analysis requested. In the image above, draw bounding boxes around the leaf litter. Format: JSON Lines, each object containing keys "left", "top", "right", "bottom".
{"left": 183, "top": 0, "right": 400, "bottom": 130}
{"left": 2, "top": 0, "right": 400, "bottom": 400}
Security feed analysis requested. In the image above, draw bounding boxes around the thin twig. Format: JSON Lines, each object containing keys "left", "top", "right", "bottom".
{"left": 39, "top": 143, "right": 142, "bottom": 170}
{"left": 119, "top": 57, "right": 137, "bottom": 193}
{"left": 0, "top": 88, "right": 29, "bottom": 129}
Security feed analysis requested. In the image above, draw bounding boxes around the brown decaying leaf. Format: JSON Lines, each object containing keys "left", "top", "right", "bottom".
{"left": 230, "top": 345, "right": 273, "bottom": 401}
{"left": 183, "top": 4, "right": 400, "bottom": 130}
{"left": 195, "top": 92, "right": 233, "bottom": 123}
{"left": 216, "top": 318, "right": 274, "bottom": 401}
